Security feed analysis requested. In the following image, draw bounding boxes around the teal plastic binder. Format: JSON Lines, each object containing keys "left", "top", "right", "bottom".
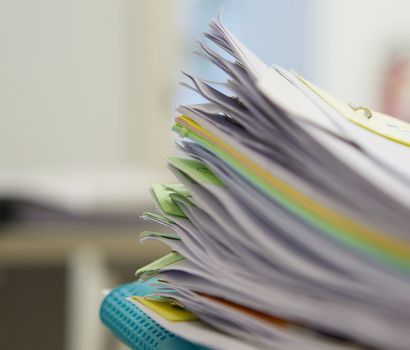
{"left": 100, "top": 279, "right": 208, "bottom": 350}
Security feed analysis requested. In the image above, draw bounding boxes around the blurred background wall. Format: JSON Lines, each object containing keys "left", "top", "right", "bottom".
{"left": 0, "top": 0, "right": 174, "bottom": 172}
{"left": 1, "top": 1, "right": 410, "bottom": 350}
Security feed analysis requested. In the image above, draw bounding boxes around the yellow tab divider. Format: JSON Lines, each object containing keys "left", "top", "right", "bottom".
{"left": 129, "top": 296, "right": 198, "bottom": 322}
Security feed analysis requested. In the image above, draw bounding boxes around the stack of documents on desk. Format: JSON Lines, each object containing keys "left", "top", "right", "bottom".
{"left": 103, "top": 18, "right": 410, "bottom": 350}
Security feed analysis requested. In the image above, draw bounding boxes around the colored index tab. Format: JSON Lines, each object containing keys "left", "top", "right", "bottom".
{"left": 152, "top": 183, "right": 186, "bottom": 217}
{"left": 297, "top": 74, "right": 410, "bottom": 147}
{"left": 162, "top": 183, "right": 191, "bottom": 198}
{"left": 135, "top": 251, "right": 185, "bottom": 278}
{"left": 129, "top": 296, "right": 198, "bottom": 322}
{"left": 142, "top": 211, "right": 174, "bottom": 225}
{"left": 167, "top": 157, "right": 224, "bottom": 186}
{"left": 140, "top": 230, "right": 180, "bottom": 240}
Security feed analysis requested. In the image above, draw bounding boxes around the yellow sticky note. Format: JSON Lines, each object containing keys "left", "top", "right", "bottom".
{"left": 129, "top": 296, "right": 198, "bottom": 322}
{"left": 297, "top": 75, "right": 410, "bottom": 147}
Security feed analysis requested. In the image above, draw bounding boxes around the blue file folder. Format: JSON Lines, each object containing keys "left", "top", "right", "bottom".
{"left": 100, "top": 279, "right": 209, "bottom": 350}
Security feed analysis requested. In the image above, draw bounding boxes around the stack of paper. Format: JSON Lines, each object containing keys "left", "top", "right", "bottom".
{"left": 103, "top": 18, "right": 410, "bottom": 350}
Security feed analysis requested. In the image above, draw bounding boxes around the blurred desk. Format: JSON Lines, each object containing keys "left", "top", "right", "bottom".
{"left": 0, "top": 222, "right": 168, "bottom": 350}
{"left": 0, "top": 223, "right": 168, "bottom": 266}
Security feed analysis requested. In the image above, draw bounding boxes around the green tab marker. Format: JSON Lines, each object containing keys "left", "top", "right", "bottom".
{"left": 152, "top": 183, "right": 186, "bottom": 217}
{"left": 140, "top": 230, "right": 179, "bottom": 240}
{"left": 135, "top": 251, "right": 185, "bottom": 279}
{"left": 167, "top": 157, "right": 224, "bottom": 186}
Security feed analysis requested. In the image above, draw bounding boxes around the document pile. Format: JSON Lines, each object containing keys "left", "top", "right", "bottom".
{"left": 101, "top": 19, "right": 410, "bottom": 350}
